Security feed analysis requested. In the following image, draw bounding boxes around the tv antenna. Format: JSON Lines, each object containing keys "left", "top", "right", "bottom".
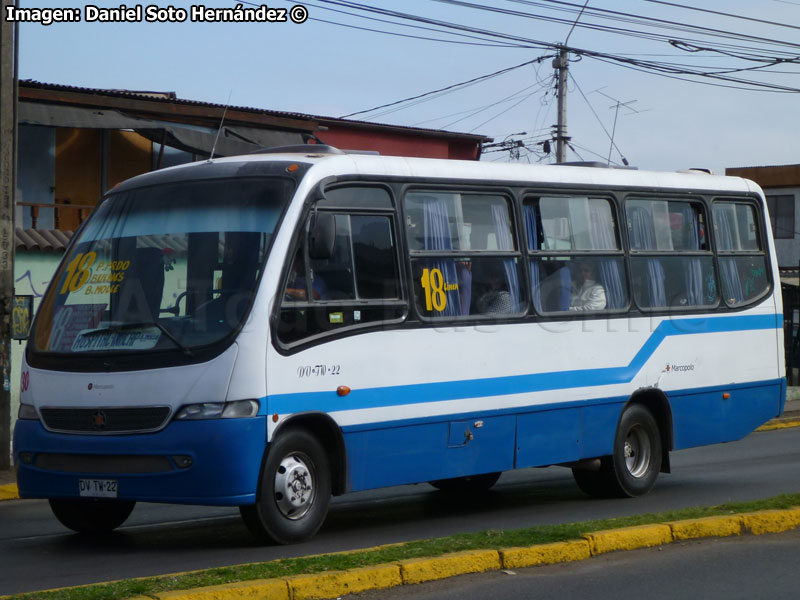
{"left": 209, "top": 90, "right": 233, "bottom": 162}
{"left": 595, "top": 90, "right": 643, "bottom": 166}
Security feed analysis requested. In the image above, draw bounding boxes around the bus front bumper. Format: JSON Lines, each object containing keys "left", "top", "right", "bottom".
{"left": 12, "top": 417, "right": 267, "bottom": 506}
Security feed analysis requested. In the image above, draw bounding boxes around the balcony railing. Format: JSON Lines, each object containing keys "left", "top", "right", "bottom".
{"left": 17, "top": 202, "right": 96, "bottom": 230}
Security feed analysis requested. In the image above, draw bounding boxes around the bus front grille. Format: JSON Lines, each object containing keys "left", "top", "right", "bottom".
{"left": 39, "top": 406, "right": 171, "bottom": 434}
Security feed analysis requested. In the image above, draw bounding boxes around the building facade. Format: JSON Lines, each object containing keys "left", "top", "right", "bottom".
{"left": 726, "top": 164, "right": 800, "bottom": 268}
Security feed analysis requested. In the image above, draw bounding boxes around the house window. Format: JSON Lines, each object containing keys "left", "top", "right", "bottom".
{"left": 766, "top": 194, "right": 795, "bottom": 239}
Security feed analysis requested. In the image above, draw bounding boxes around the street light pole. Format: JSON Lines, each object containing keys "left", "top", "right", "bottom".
{"left": 553, "top": 47, "right": 569, "bottom": 163}
{"left": 0, "top": 0, "right": 19, "bottom": 469}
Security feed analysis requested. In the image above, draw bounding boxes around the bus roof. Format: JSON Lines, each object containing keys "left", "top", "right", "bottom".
{"left": 113, "top": 147, "right": 761, "bottom": 198}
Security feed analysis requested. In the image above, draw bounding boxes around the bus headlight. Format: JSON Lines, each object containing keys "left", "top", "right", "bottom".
{"left": 174, "top": 400, "right": 259, "bottom": 420}
{"left": 221, "top": 400, "right": 260, "bottom": 418}
{"left": 17, "top": 403, "right": 38, "bottom": 420}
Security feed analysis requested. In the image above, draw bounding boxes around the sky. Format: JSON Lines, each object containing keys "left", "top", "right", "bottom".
{"left": 11, "top": 0, "right": 800, "bottom": 174}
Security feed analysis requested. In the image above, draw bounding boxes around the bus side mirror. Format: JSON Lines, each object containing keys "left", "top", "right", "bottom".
{"left": 309, "top": 211, "right": 335, "bottom": 260}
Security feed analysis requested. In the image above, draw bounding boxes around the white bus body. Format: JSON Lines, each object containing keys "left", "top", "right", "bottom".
{"left": 14, "top": 148, "right": 785, "bottom": 542}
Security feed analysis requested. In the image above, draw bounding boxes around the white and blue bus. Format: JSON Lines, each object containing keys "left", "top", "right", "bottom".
{"left": 14, "top": 146, "right": 785, "bottom": 543}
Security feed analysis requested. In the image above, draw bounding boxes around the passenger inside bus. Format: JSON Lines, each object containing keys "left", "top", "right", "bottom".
{"left": 285, "top": 250, "right": 328, "bottom": 301}
{"left": 476, "top": 264, "right": 513, "bottom": 315}
{"left": 569, "top": 262, "right": 607, "bottom": 311}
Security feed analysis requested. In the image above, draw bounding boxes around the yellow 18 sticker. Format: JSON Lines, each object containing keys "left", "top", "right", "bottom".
{"left": 60, "top": 252, "right": 97, "bottom": 294}
{"left": 421, "top": 267, "right": 448, "bottom": 312}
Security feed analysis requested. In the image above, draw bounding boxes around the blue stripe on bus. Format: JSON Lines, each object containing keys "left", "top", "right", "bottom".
{"left": 336, "top": 377, "right": 784, "bottom": 434}
{"left": 266, "top": 314, "right": 780, "bottom": 415}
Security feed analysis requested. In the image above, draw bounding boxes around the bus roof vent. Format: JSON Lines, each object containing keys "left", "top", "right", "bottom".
{"left": 252, "top": 144, "right": 345, "bottom": 155}
{"left": 340, "top": 149, "right": 381, "bottom": 156}
{"left": 557, "top": 161, "right": 638, "bottom": 170}
{"left": 678, "top": 168, "right": 714, "bottom": 175}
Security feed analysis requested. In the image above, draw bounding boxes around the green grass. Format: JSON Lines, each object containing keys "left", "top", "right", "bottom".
{"left": 7, "top": 492, "right": 800, "bottom": 600}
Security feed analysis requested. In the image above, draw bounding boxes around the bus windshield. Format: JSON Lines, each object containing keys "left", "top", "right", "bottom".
{"left": 31, "top": 177, "right": 292, "bottom": 356}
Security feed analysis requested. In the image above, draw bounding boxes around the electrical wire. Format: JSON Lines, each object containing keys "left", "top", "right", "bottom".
{"left": 410, "top": 84, "right": 545, "bottom": 127}
{"left": 639, "top": 0, "right": 800, "bottom": 32}
{"left": 339, "top": 55, "right": 553, "bottom": 119}
{"left": 439, "top": 78, "right": 552, "bottom": 130}
{"left": 306, "top": 0, "right": 800, "bottom": 93}
{"left": 431, "top": 0, "right": 800, "bottom": 55}
{"left": 469, "top": 87, "right": 545, "bottom": 132}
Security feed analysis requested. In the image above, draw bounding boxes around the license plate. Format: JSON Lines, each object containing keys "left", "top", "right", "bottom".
{"left": 78, "top": 479, "right": 118, "bottom": 498}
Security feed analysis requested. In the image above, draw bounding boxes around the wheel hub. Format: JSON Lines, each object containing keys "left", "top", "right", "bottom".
{"left": 274, "top": 454, "right": 315, "bottom": 519}
{"left": 624, "top": 425, "right": 651, "bottom": 479}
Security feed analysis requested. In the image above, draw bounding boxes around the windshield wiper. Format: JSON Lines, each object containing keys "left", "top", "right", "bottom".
{"left": 83, "top": 321, "right": 194, "bottom": 357}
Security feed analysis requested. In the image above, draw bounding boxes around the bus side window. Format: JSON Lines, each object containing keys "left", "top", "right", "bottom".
{"left": 627, "top": 198, "right": 717, "bottom": 310}
{"left": 278, "top": 188, "right": 405, "bottom": 346}
{"left": 404, "top": 191, "right": 523, "bottom": 319}
{"left": 526, "top": 196, "right": 628, "bottom": 314}
{"left": 712, "top": 201, "right": 769, "bottom": 307}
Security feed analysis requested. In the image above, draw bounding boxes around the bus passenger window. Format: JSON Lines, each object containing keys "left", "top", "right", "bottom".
{"left": 713, "top": 202, "right": 769, "bottom": 307}
{"left": 627, "top": 198, "right": 717, "bottom": 310}
{"left": 525, "top": 197, "right": 627, "bottom": 314}
{"left": 404, "top": 191, "right": 523, "bottom": 319}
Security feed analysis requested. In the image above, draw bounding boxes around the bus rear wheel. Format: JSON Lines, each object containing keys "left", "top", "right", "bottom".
{"left": 240, "top": 428, "right": 331, "bottom": 545}
{"left": 573, "top": 404, "right": 662, "bottom": 498}
{"left": 49, "top": 498, "right": 135, "bottom": 534}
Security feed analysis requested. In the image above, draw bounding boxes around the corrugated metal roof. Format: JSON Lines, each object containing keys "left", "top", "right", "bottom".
{"left": 16, "top": 228, "right": 73, "bottom": 252}
{"left": 19, "top": 80, "right": 490, "bottom": 142}
{"left": 20, "top": 79, "right": 313, "bottom": 122}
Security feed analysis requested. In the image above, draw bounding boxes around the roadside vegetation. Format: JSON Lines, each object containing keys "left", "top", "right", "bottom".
{"left": 7, "top": 492, "right": 800, "bottom": 600}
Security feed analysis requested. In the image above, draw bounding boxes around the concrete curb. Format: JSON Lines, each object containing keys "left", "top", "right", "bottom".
{"left": 117, "top": 507, "right": 800, "bottom": 600}
{"left": 0, "top": 483, "right": 18, "bottom": 502}
{"left": 756, "top": 418, "right": 800, "bottom": 432}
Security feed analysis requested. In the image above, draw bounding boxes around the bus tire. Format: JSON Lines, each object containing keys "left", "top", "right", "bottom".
{"left": 429, "top": 472, "right": 501, "bottom": 493}
{"left": 610, "top": 404, "right": 662, "bottom": 497}
{"left": 571, "top": 459, "right": 615, "bottom": 498}
{"left": 240, "top": 428, "right": 331, "bottom": 545}
{"left": 573, "top": 404, "right": 662, "bottom": 498}
{"left": 49, "top": 498, "right": 135, "bottom": 534}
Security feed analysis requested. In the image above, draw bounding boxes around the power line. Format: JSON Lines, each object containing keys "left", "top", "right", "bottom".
{"left": 308, "top": 0, "right": 800, "bottom": 94}
{"left": 469, "top": 86, "right": 545, "bottom": 132}
{"left": 639, "top": 0, "right": 800, "bottom": 32}
{"left": 339, "top": 55, "right": 553, "bottom": 119}
{"left": 511, "top": 0, "right": 800, "bottom": 53}
{"left": 410, "top": 82, "right": 547, "bottom": 127}
{"left": 439, "top": 78, "right": 552, "bottom": 130}
{"left": 244, "top": 0, "right": 533, "bottom": 47}
{"left": 310, "top": 16, "right": 528, "bottom": 48}
{"left": 432, "top": 0, "right": 800, "bottom": 54}
{"left": 564, "top": 0, "right": 590, "bottom": 45}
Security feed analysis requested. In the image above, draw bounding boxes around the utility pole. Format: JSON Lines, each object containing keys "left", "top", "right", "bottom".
{"left": 553, "top": 47, "right": 569, "bottom": 163}
{"left": 0, "top": 0, "right": 19, "bottom": 469}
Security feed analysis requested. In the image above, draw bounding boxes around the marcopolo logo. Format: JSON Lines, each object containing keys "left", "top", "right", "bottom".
{"left": 88, "top": 383, "right": 115, "bottom": 391}
{"left": 666, "top": 363, "right": 695, "bottom": 373}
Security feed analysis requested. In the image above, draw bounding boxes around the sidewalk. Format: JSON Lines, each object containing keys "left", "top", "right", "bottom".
{"left": 0, "top": 466, "right": 15, "bottom": 486}
{"left": 3, "top": 396, "right": 800, "bottom": 498}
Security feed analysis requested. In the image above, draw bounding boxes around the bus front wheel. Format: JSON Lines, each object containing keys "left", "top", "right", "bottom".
{"left": 49, "top": 498, "right": 135, "bottom": 534}
{"left": 240, "top": 428, "right": 331, "bottom": 545}
{"left": 573, "top": 404, "right": 662, "bottom": 498}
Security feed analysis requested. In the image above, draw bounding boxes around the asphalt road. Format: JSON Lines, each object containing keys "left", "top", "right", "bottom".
{"left": 348, "top": 529, "right": 800, "bottom": 600}
{"left": 2, "top": 427, "right": 800, "bottom": 595}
